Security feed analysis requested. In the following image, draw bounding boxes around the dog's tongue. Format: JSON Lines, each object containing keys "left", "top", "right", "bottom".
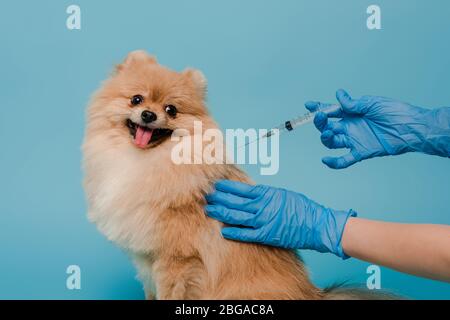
{"left": 134, "top": 126, "right": 153, "bottom": 148}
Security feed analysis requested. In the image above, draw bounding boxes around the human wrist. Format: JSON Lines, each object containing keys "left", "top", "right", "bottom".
{"left": 390, "top": 105, "right": 432, "bottom": 155}
{"left": 314, "top": 207, "right": 357, "bottom": 259}
{"left": 419, "top": 107, "right": 450, "bottom": 157}
{"left": 340, "top": 216, "right": 359, "bottom": 259}
{"left": 333, "top": 209, "right": 358, "bottom": 259}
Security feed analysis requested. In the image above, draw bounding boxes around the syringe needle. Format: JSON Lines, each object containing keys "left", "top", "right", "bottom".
{"left": 239, "top": 129, "right": 277, "bottom": 149}
{"left": 237, "top": 104, "right": 341, "bottom": 149}
{"left": 241, "top": 137, "right": 260, "bottom": 148}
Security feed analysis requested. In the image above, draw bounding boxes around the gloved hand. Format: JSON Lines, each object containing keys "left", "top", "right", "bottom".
{"left": 205, "top": 180, "right": 356, "bottom": 259}
{"left": 306, "top": 89, "right": 450, "bottom": 169}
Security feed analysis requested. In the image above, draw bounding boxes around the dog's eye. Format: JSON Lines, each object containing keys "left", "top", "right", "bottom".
{"left": 131, "top": 95, "right": 144, "bottom": 106}
{"left": 165, "top": 105, "right": 177, "bottom": 117}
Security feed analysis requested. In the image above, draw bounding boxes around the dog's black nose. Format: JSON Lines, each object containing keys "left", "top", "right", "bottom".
{"left": 141, "top": 110, "right": 157, "bottom": 123}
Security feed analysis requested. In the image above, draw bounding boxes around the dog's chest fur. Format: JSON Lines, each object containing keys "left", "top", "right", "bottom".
{"left": 84, "top": 141, "right": 223, "bottom": 253}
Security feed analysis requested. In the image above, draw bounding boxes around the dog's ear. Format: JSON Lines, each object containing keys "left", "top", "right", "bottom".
{"left": 116, "top": 50, "right": 157, "bottom": 72}
{"left": 183, "top": 68, "right": 207, "bottom": 99}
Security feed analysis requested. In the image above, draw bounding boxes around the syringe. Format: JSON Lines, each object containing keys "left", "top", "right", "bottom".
{"left": 242, "top": 104, "right": 341, "bottom": 148}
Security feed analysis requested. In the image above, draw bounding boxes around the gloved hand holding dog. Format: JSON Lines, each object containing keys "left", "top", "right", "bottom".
{"left": 206, "top": 180, "right": 356, "bottom": 259}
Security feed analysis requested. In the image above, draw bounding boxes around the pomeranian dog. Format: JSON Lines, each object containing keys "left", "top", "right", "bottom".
{"left": 83, "top": 50, "right": 390, "bottom": 299}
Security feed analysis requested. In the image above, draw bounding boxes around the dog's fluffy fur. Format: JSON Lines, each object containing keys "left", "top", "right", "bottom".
{"left": 83, "top": 51, "right": 389, "bottom": 300}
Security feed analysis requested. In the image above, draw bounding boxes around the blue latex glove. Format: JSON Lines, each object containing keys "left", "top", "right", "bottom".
{"left": 305, "top": 89, "right": 450, "bottom": 169}
{"left": 205, "top": 180, "right": 356, "bottom": 259}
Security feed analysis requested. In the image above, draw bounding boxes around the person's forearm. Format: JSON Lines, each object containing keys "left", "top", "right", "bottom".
{"left": 341, "top": 217, "right": 450, "bottom": 282}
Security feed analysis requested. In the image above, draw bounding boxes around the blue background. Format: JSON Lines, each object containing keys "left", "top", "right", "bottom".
{"left": 0, "top": 0, "right": 449, "bottom": 299}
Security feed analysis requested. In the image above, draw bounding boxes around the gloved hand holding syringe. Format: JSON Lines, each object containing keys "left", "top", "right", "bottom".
{"left": 243, "top": 104, "right": 342, "bottom": 147}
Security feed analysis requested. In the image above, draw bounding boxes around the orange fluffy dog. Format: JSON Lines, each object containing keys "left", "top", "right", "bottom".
{"left": 83, "top": 51, "right": 387, "bottom": 299}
